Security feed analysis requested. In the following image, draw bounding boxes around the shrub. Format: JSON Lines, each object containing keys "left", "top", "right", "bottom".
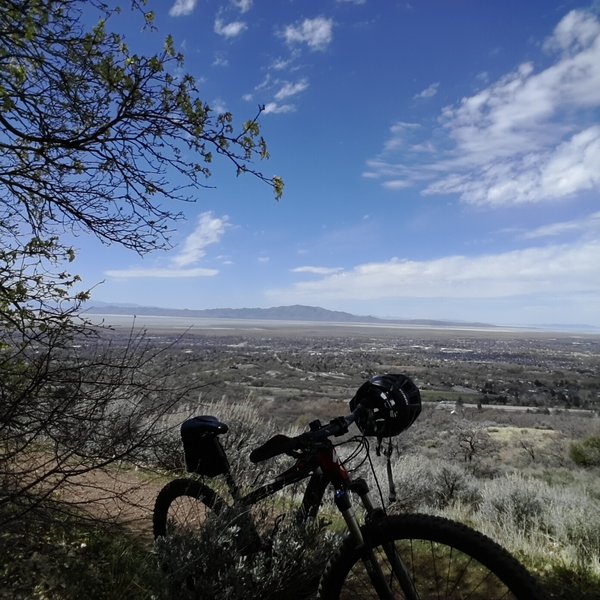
{"left": 431, "top": 464, "right": 482, "bottom": 510}
{"left": 564, "top": 516, "right": 600, "bottom": 572}
{"left": 155, "top": 510, "right": 337, "bottom": 600}
{"left": 479, "top": 475, "right": 545, "bottom": 534}
{"left": 373, "top": 454, "right": 436, "bottom": 511}
{"left": 364, "top": 454, "right": 481, "bottom": 513}
{"left": 569, "top": 436, "right": 600, "bottom": 468}
{"left": 472, "top": 472, "right": 600, "bottom": 581}
{"left": 0, "top": 504, "right": 165, "bottom": 600}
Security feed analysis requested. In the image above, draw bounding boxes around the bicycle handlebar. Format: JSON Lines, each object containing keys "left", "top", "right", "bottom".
{"left": 249, "top": 406, "right": 365, "bottom": 464}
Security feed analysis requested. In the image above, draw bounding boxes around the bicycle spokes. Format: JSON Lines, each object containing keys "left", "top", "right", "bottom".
{"left": 342, "top": 538, "right": 524, "bottom": 599}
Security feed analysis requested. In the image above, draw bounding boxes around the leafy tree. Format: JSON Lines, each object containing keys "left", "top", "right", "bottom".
{"left": 0, "top": 0, "right": 281, "bottom": 525}
{"left": 0, "top": 0, "right": 282, "bottom": 253}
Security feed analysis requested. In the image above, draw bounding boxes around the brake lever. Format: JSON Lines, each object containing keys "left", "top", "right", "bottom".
{"left": 328, "top": 416, "right": 350, "bottom": 436}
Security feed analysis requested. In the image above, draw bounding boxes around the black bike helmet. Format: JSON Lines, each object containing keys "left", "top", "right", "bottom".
{"left": 349, "top": 374, "right": 421, "bottom": 438}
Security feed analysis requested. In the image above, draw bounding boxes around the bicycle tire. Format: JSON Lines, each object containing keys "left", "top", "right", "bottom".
{"left": 317, "top": 513, "right": 542, "bottom": 600}
{"left": 153, "top": 477, "right": 225, "bottom": 539}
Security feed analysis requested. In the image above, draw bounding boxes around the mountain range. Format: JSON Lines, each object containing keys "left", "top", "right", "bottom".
{"left": 84, "top": 302, "right": 495, "bottom": 329}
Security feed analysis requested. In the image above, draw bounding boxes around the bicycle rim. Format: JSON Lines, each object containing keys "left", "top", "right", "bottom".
{"left": 319, "top": 514, "right": 541, "bottom": 600}
{"left": 153, "top": 478, "right": 222, "bottom": 539}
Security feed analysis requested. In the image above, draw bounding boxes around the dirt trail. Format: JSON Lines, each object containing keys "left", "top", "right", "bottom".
{"left": 62, "top": 467, "right": 168, "bottom": 539}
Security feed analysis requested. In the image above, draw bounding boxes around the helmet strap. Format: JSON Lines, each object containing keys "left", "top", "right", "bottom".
{"left": 377, "top": 437, "right": 397, "bottom": 505}
{"left": 375, "top": 436, "right": 382, "bottom": 456}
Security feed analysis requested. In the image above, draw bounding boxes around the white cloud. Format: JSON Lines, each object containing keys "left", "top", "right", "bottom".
{"left": 105, "top": 267, "right": 218, "bottom": 279}
{"left": 543, "top": 9, "right": 600, "bottom": 55}
{"left": 263, "top": 102, "right": 295, "bottom": 114}
{"left": 211, "top": 98, "right": 227, "bottom": 114}
{"left": 232, "top": 0, "right": 252, "bottom": 13}
{"left": 169, "top": 0, "right": 197, "bottom": 17}
{"left": 424, "top": 125, "right": 600, "bottom": 205}
{"left": 269, "top": 240, "right": 600, "bottom": 303}
{"left": 522, "top": 211, "right": 600, "bottom": 239}
{"left": 214, "top": 18, "right": 247, "bottom": 39}
{"left": 105, "top": 212, "right": 230, "bottom": 280}
{"left": 212, "top": 55, "right": 229, "bottom": 67}
{"left": 274, "top": 79, "right": 309, "bottom": 101}
{"left": 172, "top": 212, "right": 230, "bottom": 267}
{"left": 337, "top": 0, "right": 366, "bottom": 4}
{"left": 282, "top": 17, "right": 333, "bottom": 51}
{"left": 380, "top": 121, "right": 420, "bottom": 152}
{"left": 383, "top": 180, "right": 413, "bottom": 190}
{"left": 366, "top": 9, "right": 600, "bottom": 207}
{"left": 292, "top": 266, "right": 344, "bottom": 275}
{"left": 272, "top": 57, "right": 294, "bottom": 71}
{"left": 414, "top": 82, "right": 439, "bottom": 100}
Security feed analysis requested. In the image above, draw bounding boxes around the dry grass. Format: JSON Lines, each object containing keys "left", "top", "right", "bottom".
{"left": 486, "top": 425, "right": 560, "bottom": 442}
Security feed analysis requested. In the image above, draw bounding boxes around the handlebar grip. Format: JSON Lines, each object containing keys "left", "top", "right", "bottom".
{"left": 249, "top": 434, "right": 297, "bottom": 463}
{"left": 249, "top": 409, "right": 363, "bottom": 464}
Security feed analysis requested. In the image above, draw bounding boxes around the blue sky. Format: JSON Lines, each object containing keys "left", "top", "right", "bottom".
{"left": 80, "top": 0, "right": 600, "bottom": 327}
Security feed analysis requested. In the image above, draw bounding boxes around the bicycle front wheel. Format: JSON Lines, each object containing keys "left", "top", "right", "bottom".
{"left": 153, "top": 477, "right": 225, "bottom": 539}
{"left": 318, "top": 513, "right": 541, "bottom": 600}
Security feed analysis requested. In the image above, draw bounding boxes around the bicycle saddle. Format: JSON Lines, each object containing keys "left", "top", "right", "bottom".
{"left": 181, "top": 415, "right": 229, "bottom": 436}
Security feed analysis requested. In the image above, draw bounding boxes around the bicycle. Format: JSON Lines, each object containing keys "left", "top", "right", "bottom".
{"left": 153, "top": 374, "right": 542, "bottom": 599}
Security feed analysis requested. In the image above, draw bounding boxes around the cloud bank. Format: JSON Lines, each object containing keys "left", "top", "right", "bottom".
{"left": 270, "top": 240, "right": 600, "bottom": 303}
{"left": 365, "top": 9, "right": 600, "bottom": 207}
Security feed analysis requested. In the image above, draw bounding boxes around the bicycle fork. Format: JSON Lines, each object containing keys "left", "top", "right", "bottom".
{"left": 337, "top": 480, "right": 419, "bottom": 600}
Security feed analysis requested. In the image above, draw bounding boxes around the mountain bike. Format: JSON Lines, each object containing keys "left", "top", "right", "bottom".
{"left": 153, "top": 374, "right": 542, "bottom": 599}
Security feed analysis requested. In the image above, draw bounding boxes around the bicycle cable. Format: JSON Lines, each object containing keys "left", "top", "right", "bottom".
{"left": 337, "top": 436, "right": 369, "bottom": 472}
{"left": 364, "top": 440, "right": 388, "bottom": 514}
{"left": 338, "top": 435, "right": 389, "bottom": 515}
{"left": 383, "top": 438, "right": 397, "bottom": 504}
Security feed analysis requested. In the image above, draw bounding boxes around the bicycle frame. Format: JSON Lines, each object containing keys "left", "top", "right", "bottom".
{"left": 235, "top": 439, "right": 414, "bottom": 600}
{"left": 220, "top": 439, "right": 385, "bottom": 549}
{"left": 222, "top": 442, "right": 344, "bottom": 518}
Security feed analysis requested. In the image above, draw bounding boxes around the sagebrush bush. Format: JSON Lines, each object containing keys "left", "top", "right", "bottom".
{"left": 473, "top": 473, "right": 600, "bottom": 577}
{"left": 479, "top": 474, "right": 547, "bottom": 534}
{"left": 155, "top": 510, "right": 337, "bottom": 600}
{"left": 363, "top": 450, "right": 600, "bottom": 582}
{"left": 364, "top": 454, "right": 481, "bottom": 513}
{"left": 0, "top": 505, "right": 166, "bottom": 600}
{"left": 432, "top": 464, "right": 482, "bottom": 509}
{"left": 569, "top": 435, "right": 600, "bottom": 468}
